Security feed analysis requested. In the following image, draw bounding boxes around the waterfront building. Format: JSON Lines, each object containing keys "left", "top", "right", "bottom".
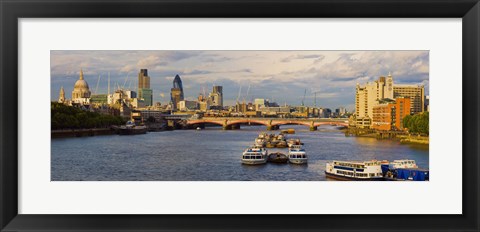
{"left": 355, "top": 74, "right": 394, "bottom": 120}
{"left": 131, "top": 110, "right": 164, "bottom": 124}
{"left": 259, "top": 106, "right": 290, "bottom": 117}
{"left": 138, "top": 69, "right": 153, "bottom": 106}
{"left": 58, "top": 86, "right": 65, "bottom": 103}
{"left": 425, "top": 95, "right": 430, "bottom": 112}
{"left": 71, "top": 69, "right": 91, "bottom": 105}
{"left": 393, "top": 85, "right": 424, "bottom": 115}
{"left": 372, "top": 97, "right": 411, "bottom": 131}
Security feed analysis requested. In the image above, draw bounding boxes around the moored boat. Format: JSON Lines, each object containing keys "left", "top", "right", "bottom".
{"left": 115, "top": 121, "right": 147, "bottom": 135}
{"left": 381, "top": 160, "right": 429, "bottom": 181}
{"left": 288, "top": 145, "right": 307, "bottom": 164}
{"left": 276, "top": 141, "right": 288, "bottom": 148}
{"left": 254, "top": 138, "right": 266, "bottom": 147}
{"left": 241, "top": 147, "right": 268, "bottom": 165}
{"left": 268, "top": 152, "right": 288, "bottom": 163}
{"left": 325, "top": 160, "right": 384, "bottom": 181}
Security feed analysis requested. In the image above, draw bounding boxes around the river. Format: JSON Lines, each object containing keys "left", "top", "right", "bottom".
{"left": 51, "top": 125, "right": 429, "bottom": 181}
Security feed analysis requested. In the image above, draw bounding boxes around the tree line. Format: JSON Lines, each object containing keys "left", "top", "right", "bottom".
{"left": 51, "top": 102, "right": 125, "bottom": 130}
{"left": 402, "top": 112, "right": 429, "bottom": 135}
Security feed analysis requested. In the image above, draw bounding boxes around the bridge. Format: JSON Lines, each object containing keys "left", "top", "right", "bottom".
{"left": 185, "top": 117, "right": 349, "bottom": 131}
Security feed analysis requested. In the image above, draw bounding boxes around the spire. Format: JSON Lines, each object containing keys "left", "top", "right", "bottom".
{"left": 80, "top": 69, "right": 84, "bottom": 80}
{"left": 388, "top": 71, "right": 392, "bottom": 77}
{"left": 60, "top": 86, "right": 65, "bottom": 94}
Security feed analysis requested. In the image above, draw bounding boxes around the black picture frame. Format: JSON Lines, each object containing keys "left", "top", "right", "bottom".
{"left": 1, "top": 0, "right": 479, "bottom": 231}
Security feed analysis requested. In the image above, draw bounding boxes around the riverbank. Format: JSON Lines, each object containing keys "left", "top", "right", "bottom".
{"left": 345, "top": 127, "right": 429, "bottom": 145}
{"left": 52, "top": 128, "right": 116, "bottom": 138}
{"left": 397, "top": 134, "right": 429, "bottom": 145}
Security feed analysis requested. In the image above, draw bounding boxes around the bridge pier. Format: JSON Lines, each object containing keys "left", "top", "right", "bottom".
{"left": 223, "top": 124, "right": 241, "bottom": 130}
{"left": 266, "top": 125, "right": 279, "bottom": 131}
{"left": 310, "top": 126, "right": 318, "bottom": 131}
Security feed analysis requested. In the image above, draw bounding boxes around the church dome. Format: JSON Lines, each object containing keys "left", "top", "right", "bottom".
{"left": 73, "top": 69, "right": 90, "bottom": 90}
{"left": 74, "top": 79, "right": 89, "bottom": 89}
{"left": 72, "top": 69, "right": 91, "bottom": 101}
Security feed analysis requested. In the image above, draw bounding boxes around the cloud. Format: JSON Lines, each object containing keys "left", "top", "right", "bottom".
{"left": 281, "top": 54, "right": 325, "bottom": 63}
{"left": 51, "top": 50, "right": 429, "bottom": 109}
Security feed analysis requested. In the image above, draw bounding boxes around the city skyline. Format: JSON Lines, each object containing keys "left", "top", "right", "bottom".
{"left": 51, "top": 50, "right": 429, "bottom": 110}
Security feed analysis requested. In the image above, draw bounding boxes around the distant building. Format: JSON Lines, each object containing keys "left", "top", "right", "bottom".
{"left": 209, "top": 85, "right": 223, "bottom": 108}
{"left": 170, "top": 74, "right": 184, "bottom": 110}
{"left": 393, "top": 85, "right": 424, "bottom": 115}
{"left": 90, "top": 94, "right": 108, "bottom": 105}
{"left": 178, "top": 100, "right": 198, "bottom": 111}
{"left": 71, "top": 69, "right": 91, "bottom": 105}
{"left": 259, "top": 106, "right": 290, "bottom": 117}
{"left": 198, "top": 101, "right": 209, "bottom": 112}
{"left": 254, "top": 98, "right": 266, "bottom": 111}
{"left": 138, "top": 69, "right": 153, "bottom": 106}
{"left": 58, "top": 86, "right": 65, "bottom": 103}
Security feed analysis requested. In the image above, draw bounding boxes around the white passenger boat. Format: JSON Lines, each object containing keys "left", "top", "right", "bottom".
{"left": 325, "top": 160, "right": 384, "bottom": 181}
{"left": 388, "top": 159, "right": 418, "bottom": 169}
{"left": 241, "top": 147, "right": 268, "bottom": 165}
{"left": 288, "top": 145, "right": 307, "bottom": 164}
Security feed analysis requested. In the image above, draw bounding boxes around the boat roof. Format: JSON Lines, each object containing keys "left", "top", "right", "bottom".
{"left": 333, "top": 160, "right": 380, "bottom": 165}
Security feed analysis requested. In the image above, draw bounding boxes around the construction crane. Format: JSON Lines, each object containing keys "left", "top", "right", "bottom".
{"left": 301, "top": 89, "right": 307, "bottom": 106}
{"left": 236, "top": 85, "right": 243, "bottom": 103}
{"left": 312, "top": 90, "right": 321, "bottom": 108}
{"left": 122, "top": 72, "right": 130, "bottom": 89}
{"left": 94, "top": 74, "right": 101, "bottom": 94}
{"left": 243, "top": 83, "right": 251, "bottom": 103}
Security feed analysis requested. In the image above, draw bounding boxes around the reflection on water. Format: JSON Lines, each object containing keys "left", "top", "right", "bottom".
{"left": 51, "top": 125, "right": 429, "bottom": 181}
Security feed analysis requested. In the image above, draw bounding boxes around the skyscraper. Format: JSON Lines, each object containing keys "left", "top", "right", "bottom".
{"left": 137, "top": 69, "right": 153, "bottom": 106}
{"left": 208, "top": 85, "right": 223, "bottom": 109}
{"left": 171, "top": 74, "right": 184, "bottom": 110}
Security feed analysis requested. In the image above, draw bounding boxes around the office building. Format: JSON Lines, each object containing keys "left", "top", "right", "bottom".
{"left": 355, "top": 73, "right": 394, "bottom": 119}
{"left": 372, "top": 97, "right": 411, "bottom": 131}
{"left": 170, "top": 74, "right": 185, "bottom": 110}
{"left": 393, "top": 85, "right": 424, "bottom": 115}
{"left": 138, "top": 69, "right": 153, "bottom": 106}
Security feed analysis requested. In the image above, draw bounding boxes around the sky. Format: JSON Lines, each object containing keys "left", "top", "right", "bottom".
{"left": 50, "top": 50, "right": 429, "bottom": 110}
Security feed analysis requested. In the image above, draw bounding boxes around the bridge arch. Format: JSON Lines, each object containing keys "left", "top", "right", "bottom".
{"left": 226, "top": 119, "right": 269, "bottom": 127}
